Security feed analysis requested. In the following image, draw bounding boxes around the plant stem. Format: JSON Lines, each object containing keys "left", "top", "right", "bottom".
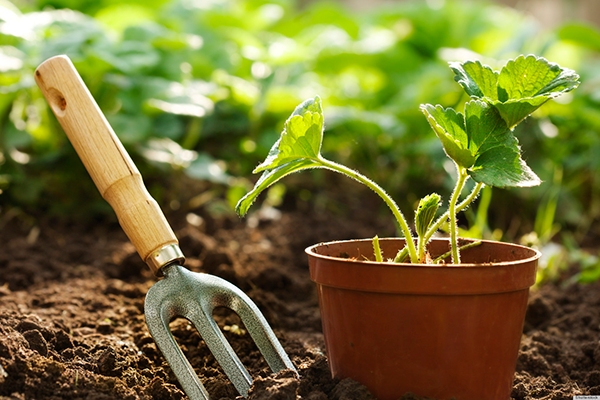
{"left": 373, "top": 235, "right": 383, "bottom": 262}
{"left": 393, "top": 246, "right": 409, "bottom": 263}
{"left": 424, "top": 181, "right": 484, "bottom": 242}
{"left": 433, "top": 240, "right": 483, "bottom": 263}
{"left": 417, "top": 235, "right": 427, "bottom": 263}
{"left": 318, "top": 157, "right": 419, "bottom": 263}
{"left": 449, "top": 166, "right": 469, "bottom": 263}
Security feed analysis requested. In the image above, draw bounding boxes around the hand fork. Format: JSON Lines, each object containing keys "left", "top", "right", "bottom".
{"left": 34, "top": 55, "right": 296, "bottom": 399}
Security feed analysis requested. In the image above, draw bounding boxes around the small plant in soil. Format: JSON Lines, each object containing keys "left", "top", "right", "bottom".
{"left": 237, "top": 55, "right": 579, "bottom": 264}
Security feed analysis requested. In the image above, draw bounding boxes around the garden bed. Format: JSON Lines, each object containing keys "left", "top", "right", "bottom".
{"left": 0, "top": 201, "right": 599, "bottom": 399}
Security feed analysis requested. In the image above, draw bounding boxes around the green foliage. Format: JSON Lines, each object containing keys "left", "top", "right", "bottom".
{"left": 434, "top": 56, "right": 579, "bottom": 190}
{"left": 451, "top": 55, "right": 580, "bottom": 128}
{"left": 235, "top": 97, "right": 326, "bottom": 216}
{"left": 463, "top": 102, "right": 537, "bottom": 187}
{"left": 236, "top": 95, "right": 420, "bottom": 262}
{"left": 236, "top": 56, "right": 579, "bottom": 264}
{"left": 1, "top": 0, "right": 600, "bottom": 269}
{"left": 255, "top": 98, "right": 324, "bottom": 173}
{"left": 234, "top": 97, "right": 326, "bottom": 215}
{"left": 421, "top": 100, "right": 541, "bottom": 188}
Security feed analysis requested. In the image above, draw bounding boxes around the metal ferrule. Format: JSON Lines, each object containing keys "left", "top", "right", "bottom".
{"left": 146, "top": 243, "right": 185, "bottom": 276}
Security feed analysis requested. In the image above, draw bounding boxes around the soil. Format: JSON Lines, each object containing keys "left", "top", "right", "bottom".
{"left": 1, "top": 199, "right": 599, "bottom": 400}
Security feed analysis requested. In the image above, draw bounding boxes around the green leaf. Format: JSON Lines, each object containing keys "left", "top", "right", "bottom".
{"left": 236, "top": 158, "right": 320, "bottom": 216}
{"left": 491, "top": 97, "right": 548, "bottom": 131}
{"left": 420, "top": 104, "right": 475, "bottom": 168}
{"left": 464, "top": 100, "right": 515, "bottom": 155}
{"left": 438, "top": 56, "right": 578, "bottom": 188}
{"left": 451, "top": 55, "right": 580, "bottom": 128}
{"left": 450, "top": 60, "right": 498, "bottom": 100}
{"left": 498, "top": 55, "right": 578, "bottom": 100}
{"left": 236, "top": 96, "right": 327, "bottom": 216}
{"left": 254, "top": 96, "right": 324, "bottom": 173}
{"left": 496, "top": 55, "right": 579, "bottom": 127}
{"left": 469, "top": 146, "right": 541, "bottom": 188}
{"left": 422, "top": 100, "right": 540, "bottom": 188}
{"left": 415, "top": 193, "right": 441, "bottom": 238}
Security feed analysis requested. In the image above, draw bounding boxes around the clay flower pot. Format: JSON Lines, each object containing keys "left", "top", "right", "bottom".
{"left": 306, "top": 238, "right": 540, "bottom": 400}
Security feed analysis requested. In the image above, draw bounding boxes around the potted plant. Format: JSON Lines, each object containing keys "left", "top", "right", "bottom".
{"left": 236, "top": 55, "right": 580, "bottom": 400}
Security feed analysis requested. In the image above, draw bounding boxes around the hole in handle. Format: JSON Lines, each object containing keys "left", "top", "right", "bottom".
{"left": 47, "top": 87, "right": 67, "bottom": 117}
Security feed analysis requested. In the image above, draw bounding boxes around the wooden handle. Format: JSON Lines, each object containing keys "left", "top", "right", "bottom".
{"left": 35, "top": 55, "right": 180, "bottom": 274}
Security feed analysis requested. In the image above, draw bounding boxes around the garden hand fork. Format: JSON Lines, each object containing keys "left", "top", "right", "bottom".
{"left": 34, "top": 55, "right": 296, "bottom": 400}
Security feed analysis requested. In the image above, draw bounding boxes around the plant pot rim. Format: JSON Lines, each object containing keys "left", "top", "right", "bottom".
{"left": 305, "top": 237, "right": 541, "bottom": 268}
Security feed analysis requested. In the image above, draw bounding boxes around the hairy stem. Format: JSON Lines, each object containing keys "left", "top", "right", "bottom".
{"left": 433, "top": 240, "right": 483, "bottom": 263}
{"left": 318, "top": 157, "right": 419, "bottom": 263}
{"left": 393, "top": 246, "right": 409, "bottom": 263}
{"left": 417, "top": 235, "right": 427, "bottom": 263}
{"left": 425, "top": 181, "right": 484, "bottom": 242}
{"left": 449, "top": 166, "right": 469, "bottom": 263}
{"left": 372, "top": 236, "right": 383, "bottom": 262}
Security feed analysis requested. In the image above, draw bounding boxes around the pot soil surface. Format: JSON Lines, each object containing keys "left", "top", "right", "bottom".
{"left": 1, "top": 205, "right": 599, "bottom": 400}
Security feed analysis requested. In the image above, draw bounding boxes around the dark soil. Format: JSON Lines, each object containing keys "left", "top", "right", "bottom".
{"left": 1, "top": 201, "right": 599, "bottom": 399}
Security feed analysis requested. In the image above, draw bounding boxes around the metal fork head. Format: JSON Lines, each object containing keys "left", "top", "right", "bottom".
{"left": 144, "top": 264, "right": 296, "bottom": 400}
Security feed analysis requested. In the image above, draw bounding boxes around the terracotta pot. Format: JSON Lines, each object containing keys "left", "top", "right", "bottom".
{"left": 306, "top": 238, "right": 540, "bottom": 400}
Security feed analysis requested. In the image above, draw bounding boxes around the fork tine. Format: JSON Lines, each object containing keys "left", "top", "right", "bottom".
{"left": 206, "top": 277, "right": 297, "bottom": 373}
{"left": 145, "top": 287, "right": 211, "bottom": 400}
{"left": 185, "top": 299, "right": 253, "bottom": 396}
{"left": 145, "top": 264, "right": 296, "bottom": 400}
{"left": 175, "top": 266, "right": 295, "bottom": 395}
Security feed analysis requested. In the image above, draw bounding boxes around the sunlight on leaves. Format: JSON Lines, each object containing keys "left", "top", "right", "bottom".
{"left": 421, "top": 100, "right": 541, "bottom": 187}
{"left": 236, "top": 96, "right": 325, "bottom": 216}
{"left": 420, "top": 104, "right": 475, "bottom": 168}
{"left": 450, "top": 55, "right": 579, "bottom": 128}
{"left": 253, "top": 96, "right": 324, "bottom": 173}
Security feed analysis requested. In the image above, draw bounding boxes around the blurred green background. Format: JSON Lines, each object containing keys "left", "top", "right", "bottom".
{"left": 2, "top": 0, "right": 600, "bottom": 281}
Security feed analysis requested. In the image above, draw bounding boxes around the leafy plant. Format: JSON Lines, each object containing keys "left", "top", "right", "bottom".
{"left": 2, "top": 0, "right": 597, "bottom": 245}
{"left": 236, "top": 55, "right": 579, "bottom": 264}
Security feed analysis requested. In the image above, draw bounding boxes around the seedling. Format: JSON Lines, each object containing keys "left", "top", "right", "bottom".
{"left": 236, "top": 55, "right": 579, "bottom": 264}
